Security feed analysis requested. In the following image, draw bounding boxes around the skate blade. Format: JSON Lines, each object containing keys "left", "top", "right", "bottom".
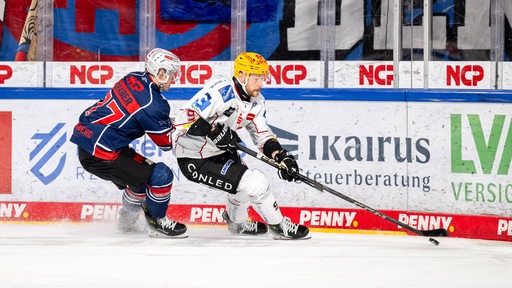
{"left": 147, "top": 229, "right": 189, "bottom": 239}
{"left": 272, "top": 235, "right": 312, "bottom": 240}
{"left": 230, "top": 232, "right": 269, "bottom": 237}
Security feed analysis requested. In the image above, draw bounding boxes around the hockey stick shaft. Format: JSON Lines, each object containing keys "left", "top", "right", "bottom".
{"left": 237, "top": 144, "right": 449, "bottom": 238}
{"left": 15, "top": 0, "right": 38, "bottom": 61}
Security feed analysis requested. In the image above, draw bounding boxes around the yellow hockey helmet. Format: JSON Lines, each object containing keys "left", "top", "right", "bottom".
{"left": 233, "top": 52, "right": 269, "bottom": 77}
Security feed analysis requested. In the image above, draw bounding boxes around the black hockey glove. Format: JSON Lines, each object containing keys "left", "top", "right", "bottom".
{"left": 208, "top": 123, "right": 241, "bottom": 151}
{"left": 274, "top": 149, "right": 299, "bottom": 182}
{"left": 187, "top": 117, "right": 212, "bottom": 136}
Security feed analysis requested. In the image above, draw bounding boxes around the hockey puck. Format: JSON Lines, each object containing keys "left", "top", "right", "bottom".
{"left": 429, "top": 237, "right": 439, "bottom": 246}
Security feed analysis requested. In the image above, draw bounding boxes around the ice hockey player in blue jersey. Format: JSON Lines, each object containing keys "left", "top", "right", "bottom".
{"left": 70, "top": 48, "right": 187, "bottom": 238}
{"left": 173, "top": 52, "right": 310, "bottom": 239}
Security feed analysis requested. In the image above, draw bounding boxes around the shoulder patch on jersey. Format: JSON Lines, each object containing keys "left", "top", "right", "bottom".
{"left": 192, "top": 92, "right": 212, "bottom": 111}
{"left": 218, "top": 85, "right": 235, "bottom": 103}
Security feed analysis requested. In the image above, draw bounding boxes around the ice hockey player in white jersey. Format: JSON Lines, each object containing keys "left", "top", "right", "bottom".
{"left": 173, "top": 52, "right": 309, "bottom": 239}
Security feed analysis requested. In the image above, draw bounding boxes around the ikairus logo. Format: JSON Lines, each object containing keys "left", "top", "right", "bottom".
{"left": 30, "top": 123, "right": 67, "bottom": 185}
{"left": 238, "top": 125, "right": 298, "bottom": 159}
{"left": 451, "top": 114, "right": 512, "bottom": 204}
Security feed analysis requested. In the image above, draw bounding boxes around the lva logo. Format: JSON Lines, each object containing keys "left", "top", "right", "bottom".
{"left": 451, "top": 114, "right": 512, "bottom": 175}
{"left": 30, "top": 123, "right": 67, "bottom": 185}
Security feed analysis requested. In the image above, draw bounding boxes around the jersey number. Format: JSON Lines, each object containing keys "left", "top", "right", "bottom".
{"left": 85, "top": 92, "right": 126, "bottom": 125}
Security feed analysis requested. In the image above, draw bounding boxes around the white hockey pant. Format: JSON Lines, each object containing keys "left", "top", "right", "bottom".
{"left": 227, "top": 169, "right": 283, "bottom": 225}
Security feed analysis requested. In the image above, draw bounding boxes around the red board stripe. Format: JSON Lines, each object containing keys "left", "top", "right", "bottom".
{"left": 1, "top": 201, "right": 512, "bottom": 242}
{"left": 0, "top": 111, "right": 12, "bottom": 194}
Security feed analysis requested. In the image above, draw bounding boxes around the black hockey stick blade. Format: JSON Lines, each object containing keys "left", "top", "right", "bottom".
{"left": 236, "top": 143, "right": 450, "bottom": 239}
{"left": 419, "top": 228, "right": 449, "bottom": 237}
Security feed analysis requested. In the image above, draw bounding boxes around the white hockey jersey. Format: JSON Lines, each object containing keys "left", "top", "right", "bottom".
{"left": 173, "top": 77, "right": 277, "bottom": 159}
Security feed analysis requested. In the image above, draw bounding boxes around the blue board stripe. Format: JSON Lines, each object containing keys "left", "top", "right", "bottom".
{"left": 1, "top": 88, "right": 512, "bottom": 103}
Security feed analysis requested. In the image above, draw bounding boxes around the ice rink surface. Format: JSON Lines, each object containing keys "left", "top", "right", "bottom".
{"left": 1, "top": 222, "right": 511, "bottom": 288}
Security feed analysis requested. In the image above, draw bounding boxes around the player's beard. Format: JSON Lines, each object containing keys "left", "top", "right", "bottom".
{"left": 247, "top": 87, "right": 260, "bottom": 97}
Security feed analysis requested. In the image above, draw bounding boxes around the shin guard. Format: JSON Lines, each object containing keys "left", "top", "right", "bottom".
{"left": 226, "top": 192, "right": 250, "bottom": 223}
{"left": 145, "top": 163, "right": 173, "bottom": 218}
{"left": 237, "top": 169, "right": 283, "bottom": 225}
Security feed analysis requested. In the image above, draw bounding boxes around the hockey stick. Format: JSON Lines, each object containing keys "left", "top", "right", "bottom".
{"left": 237, "top": 144, "right": 449, "bottom": 241}
{"left": 15, "top": 0, "right": 38, "bottom": 61}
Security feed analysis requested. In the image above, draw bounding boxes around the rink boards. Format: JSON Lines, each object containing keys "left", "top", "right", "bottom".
{"left": 0, "top": 88, "right": 511, "bottom": 242}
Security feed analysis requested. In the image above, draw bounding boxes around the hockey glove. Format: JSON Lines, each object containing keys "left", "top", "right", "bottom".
{"left": 208, "top": 123, "right": 241, "bottom": 151}
{"left": 274, "top": 149, "right": 299, "bottom": 182}
{"left": 187, "top": 117, "right": 212, "bottom": 136}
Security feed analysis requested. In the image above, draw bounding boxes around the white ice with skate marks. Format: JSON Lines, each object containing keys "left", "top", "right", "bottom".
{"left": 0, "top": 222, "right": 511, "bottom": 288}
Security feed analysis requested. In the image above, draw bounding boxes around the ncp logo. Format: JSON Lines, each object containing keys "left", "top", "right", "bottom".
{"left": 177, "top": 64, "right": 212, "bottom": 85}
{"left": 70, "top": 65, "right": 114, "bottom": 84}
{"left": 0, "top": 64, "right": 13, "bottom": 84}
{"left": 30, "top": 123, "right": 67, "bottom": 184}
{"left": 359, "top": 64, "right": 393, "bottom": 86}
{"left": 268, "top": 64, "right": 307, "bottom": 85}
{"left": 446, "top": 65, "right": 484, "bottom": 86}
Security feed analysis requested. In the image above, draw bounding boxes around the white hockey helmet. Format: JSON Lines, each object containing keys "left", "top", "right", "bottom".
{"left": 145, "top": 48, "right": 181, "bottom": 82}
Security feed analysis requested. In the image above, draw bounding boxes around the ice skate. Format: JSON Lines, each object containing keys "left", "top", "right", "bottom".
{"left": 145, "top": 216, "right": 188, "bottom": 238}
{"left": 269, "top": 217, "right": 310, "bottom": 240}
{"left": 142, "top": 204, "right": 188, "bottom": 238}
{"left": 222, "top": 211, "right": 268, "bottom": 235}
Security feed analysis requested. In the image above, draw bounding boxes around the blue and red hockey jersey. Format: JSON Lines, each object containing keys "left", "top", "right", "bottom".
{"left": 70, "top": 71, "right": 173, "bottom": 160}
